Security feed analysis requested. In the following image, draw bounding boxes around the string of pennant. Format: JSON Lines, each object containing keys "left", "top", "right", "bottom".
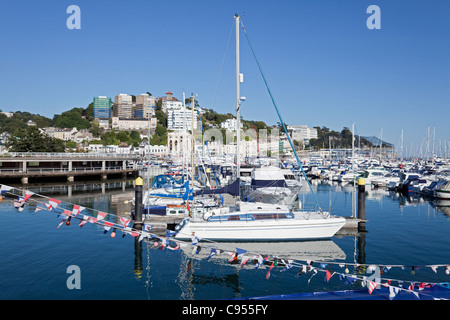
{"left": 1, "top": 183, "right": 449, "bottom": 300}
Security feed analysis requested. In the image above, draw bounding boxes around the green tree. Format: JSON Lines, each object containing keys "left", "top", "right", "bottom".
{"left": 5, "top": 126, "right": 65, "bottom": 152}
{"left": 53, "top": 107, "right": 91, "bottom": 130}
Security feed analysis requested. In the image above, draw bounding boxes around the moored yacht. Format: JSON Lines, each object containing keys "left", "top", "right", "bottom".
{"left": 173, "top": 201, "right": 346, "bottom": 242}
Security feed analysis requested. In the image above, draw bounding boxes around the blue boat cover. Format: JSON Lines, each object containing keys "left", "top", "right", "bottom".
{"left": 235, "top": 283, "right": 450, "bottom": 300}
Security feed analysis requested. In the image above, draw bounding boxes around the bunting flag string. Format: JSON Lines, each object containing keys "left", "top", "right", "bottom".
{"left": 1, "top": 183, "right": 450, "bottom": 300}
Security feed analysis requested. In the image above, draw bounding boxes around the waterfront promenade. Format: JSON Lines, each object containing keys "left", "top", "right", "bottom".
{"left": 0, "top": 152, "right": 140, "bottom": 184}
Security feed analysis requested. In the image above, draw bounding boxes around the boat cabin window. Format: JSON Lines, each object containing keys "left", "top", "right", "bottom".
{"left": 206, "top": 212, "right": 294, "bottom": 222}
{"left": 253, "top": 213, "right": 289, "bottom": 220}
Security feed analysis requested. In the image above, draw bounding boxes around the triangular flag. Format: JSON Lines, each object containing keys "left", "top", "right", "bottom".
{"left": 23, "top": 190, "right": 34, "bottom": 202}
{"left": 389, "top": 286, "right": 400, "bottom": 300}
{"left": 57, "top": 216, "right": 68, "bottom": 228}
{"left": 368, "top": 280, "right": 377, "bottom": 294}
{"left": 120, "top": 217, "right": 131, "bottom": 227}
{"left": 206, "top": 248, "right": 217, "bottom": 261}
{"left": 0, "top": 185, "right": 13, "bottom": 194}
{"left": 280, "top": 260, "right": 294, "bottom": 272}
{"left": 239, "top": 255, "right": 250, "bottom": 269}
{"left": 254, "top": 255, "right": 268, "bottom": 269}
{"left": 96, "top": 211, "right": 107, "bottom": 221}
{"left": 297, "top": 265, "right": 307, "bottom": 276}
{"left": 79, "top": 216, "right": 89, "bottom": 227}
{"left": 307, "top": 269, "right": 318, "bottom": 284}
{"left": 325, "top": 270, "right": 335, "bottom": 282}
{"left": 228, "top": 252, "right": 238, "bottom": 263}
{"left": 266, "top": 261, "right": 275, "bottom": 280}
{"left": 48, "top": 198, "right": 61, "bottom": 210}
{"left": 14, "top": 199, "right": 25, "bottom": 209}
{"left": 72, "top": 205, "right": 85, "bottom": 217}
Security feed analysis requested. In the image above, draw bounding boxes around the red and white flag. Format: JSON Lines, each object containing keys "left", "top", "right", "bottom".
{"left": 79, "top": 216, "right": 89, "bottom": 227}
{"left": 368, "top": 281, "right": 377, "bottom": 294}
{"left": 72, "top": 205, "right": 85, "bottom": 217}
{"left": 96, "top": 211, "right": 107, "bottom": 221}
{"left": 57, "top": 216, "right": 68, "bottom": 228}
{"left": 23, "top": 190, "right": 34, "bottom": 202}
{"left": 325, "top": 270, "right": 334, "bottom": 282}
{"left": 266, "top": 261, "right": 275, "bottom": 280}
{"left": 240, "top": 255, "right": 250, "bottom": 269}
{"left": 48, "top": 198, "right": 61, "bottom": 210}
{"left": 120, "top": 217, "right": 131, "bottom": 227}
{"left": 104, "top": 221, "right": 114, "bottom": 227}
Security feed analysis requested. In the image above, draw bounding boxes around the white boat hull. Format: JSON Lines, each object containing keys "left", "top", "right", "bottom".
{"left": 174, "top": 212, "right": 346, "bottom": 242}
{"left": 436, "top": 190, "right": 450, "bottom": 199}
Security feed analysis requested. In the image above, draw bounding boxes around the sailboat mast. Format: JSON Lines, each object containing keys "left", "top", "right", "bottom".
{"left": 351, "top": 122, "right": 355, "bottom": 169}
{"left": 235, "top": 13, "right": 241, "bottom": 180}
{"left": 191, "top": 94, "right": 195, "bottom": 188}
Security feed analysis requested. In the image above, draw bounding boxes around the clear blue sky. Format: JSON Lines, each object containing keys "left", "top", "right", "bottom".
{"left": 0, "top": 0, "right": 449, "bottom": 155}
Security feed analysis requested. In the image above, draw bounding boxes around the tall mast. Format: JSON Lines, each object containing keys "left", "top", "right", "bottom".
{"left": 351, "top": 122, "right": 355, "bottom": 169}
{"left": 400, "top": 128, "right": 403, "bottom": 162}
{"left": 235, "top": 13, "right": 241, "bottom": 180}
{"left": 190, "top": 94, "right": 195, "bottom": 187}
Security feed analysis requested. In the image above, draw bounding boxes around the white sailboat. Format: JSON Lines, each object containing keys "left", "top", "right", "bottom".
{"left": 173, "top": 14, "right": 345, "bottom": 242}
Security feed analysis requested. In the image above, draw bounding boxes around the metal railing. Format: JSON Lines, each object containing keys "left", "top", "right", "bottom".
{"left": 0, "top": 166, "right": 136, "bottom": 175}
{"left": 0, "top": 152, "right": 138, "bottom": 159}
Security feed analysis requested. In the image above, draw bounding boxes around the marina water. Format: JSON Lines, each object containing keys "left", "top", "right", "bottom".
{"left": 1, "top": 176, "right": 450, "bottom": 300}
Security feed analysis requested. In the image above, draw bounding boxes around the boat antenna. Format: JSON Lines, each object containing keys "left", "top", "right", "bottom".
{"left": 239, "top": 19, "right": 323, "bottom": 213}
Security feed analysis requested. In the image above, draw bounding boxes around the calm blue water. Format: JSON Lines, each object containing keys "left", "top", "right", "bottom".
{"left": 1, "top": 180, "right": 450, "bottom": 300}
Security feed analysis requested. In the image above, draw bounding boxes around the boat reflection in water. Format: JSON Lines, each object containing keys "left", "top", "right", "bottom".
{"left": 431, "top": 199, "right": 450, "bottom": 216}
{"left": 178, "top": 240, "right": 346, "bottom": 265}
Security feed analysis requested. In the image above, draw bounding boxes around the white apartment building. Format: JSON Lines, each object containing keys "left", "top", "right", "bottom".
{"left": 162, "top": 100, "right": 183, "bottom": 113}
{"left": 167, "top": 106, "right": 198, "bottom": 130}
{"left": 286, "top": 125, "right": 318, "bottom": 144}
{"left": 220, "top": 118, "right": 243, "bottom": 130}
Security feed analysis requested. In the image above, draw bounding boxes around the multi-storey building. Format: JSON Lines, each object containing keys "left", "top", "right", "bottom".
{"left": 93, "top": 96, "right": 112, "bottom": 119}
{"left": 220, "top": 118, "right": 243, "bottom": 130}
{"left": 167, "top": 106, "right": 198, "bottom": 131}
{"left": 111, "top": 116, "right": 157, "bottom": 131}
{"left": 113, "top": 93, "right": 133, "bottom": 119}
{"left": 286, "top": 125, "right": 318, "bottom": 144}
{"left": 134, "top": 94, "right": 156, "bottom": 118}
